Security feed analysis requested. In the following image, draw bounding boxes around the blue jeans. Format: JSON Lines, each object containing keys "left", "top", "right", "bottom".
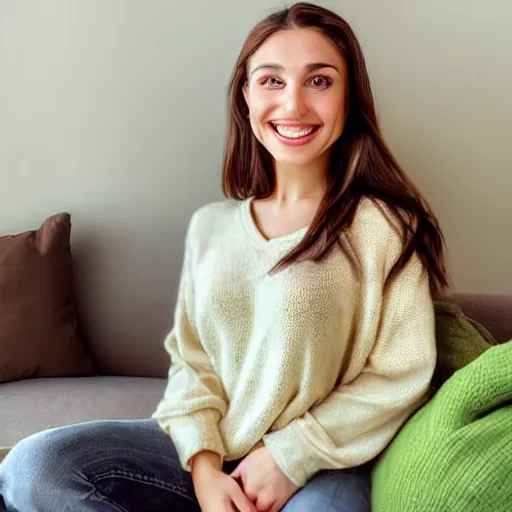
{"left": 0, "top": 419, "right": 371, "bottom": 511}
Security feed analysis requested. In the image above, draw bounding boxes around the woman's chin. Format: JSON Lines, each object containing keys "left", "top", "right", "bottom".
{"left": 267, "top": 146, "right": 329, "bottom": 169}
{"left": 273, "top": 156, "right": 318, "bottom": 168}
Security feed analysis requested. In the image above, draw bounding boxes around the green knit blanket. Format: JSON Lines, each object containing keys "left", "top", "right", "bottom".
{"left": 372, "top": 339, "right": 512, "bottom": 511}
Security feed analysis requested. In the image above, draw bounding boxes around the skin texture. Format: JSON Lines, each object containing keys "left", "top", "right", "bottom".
{"left": 192, "top": 451, "right": 257, "bottom": 512}
{"left": 231, "top": 446, "right": 299, "bottom": 512}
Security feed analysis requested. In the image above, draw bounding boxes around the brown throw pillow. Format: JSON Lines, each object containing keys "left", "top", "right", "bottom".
{"left": 0, "top": 213, "right": 96, "bottom": 383}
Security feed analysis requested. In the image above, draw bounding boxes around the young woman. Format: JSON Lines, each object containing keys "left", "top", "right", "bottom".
{"left": 0, "top": 2, "right": 448, "bottom": 512}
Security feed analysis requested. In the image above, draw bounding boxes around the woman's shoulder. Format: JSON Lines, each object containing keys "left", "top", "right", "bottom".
{"left": 347, "top": 197, "right": 406, "bottom": 269}
{"left": 191, "top": 199, "right": 238, "bottom": 221}
{"left": 352, "top": 197, "right": 403, "bottom": 238}
{"left": 186, "top": 199, "right": 242, "bottom": 240}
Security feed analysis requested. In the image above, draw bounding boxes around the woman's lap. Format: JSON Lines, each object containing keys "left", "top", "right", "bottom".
{"left": 0, "top": 418, "right": 370, "bottom": 512}
{"left": 285, "top": 467, "right": 371, "bottom": 512}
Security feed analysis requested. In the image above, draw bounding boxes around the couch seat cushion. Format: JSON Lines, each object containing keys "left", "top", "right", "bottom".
{"left": 0, "top": 376, "right": 166, "bottom": 446}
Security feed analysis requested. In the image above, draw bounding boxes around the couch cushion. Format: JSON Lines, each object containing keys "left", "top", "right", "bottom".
{"left": 0, "top": 376, "right": 166, "bottom": 446}
{"left": 432, "top": 300, "right": 495, "bottom": 391}
{"left": 0, "top": 213, "right": 96, "bottom": 383}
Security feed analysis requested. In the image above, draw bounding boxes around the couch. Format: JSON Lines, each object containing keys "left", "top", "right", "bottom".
{"left": 0, "top": 292, "right": 509, "bottom": 449}
{"left": 1, "top": 214, "right": 511, "bottom": 452}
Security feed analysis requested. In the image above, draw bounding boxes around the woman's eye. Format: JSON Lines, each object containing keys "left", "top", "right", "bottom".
{"left": 309, "top": 76, "right": 332, "bottom": 89}
{"left": 262, "top": 77, "right": 284, "bottom": 88}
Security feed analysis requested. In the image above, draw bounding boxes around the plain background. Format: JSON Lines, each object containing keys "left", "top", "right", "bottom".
{"left": 0, "top": 0, "right": 510, "bottom": 374}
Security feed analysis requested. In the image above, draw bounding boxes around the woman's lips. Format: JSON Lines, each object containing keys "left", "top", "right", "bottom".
{"left": 268, "top": 122, "right": 321, "bottom": 146}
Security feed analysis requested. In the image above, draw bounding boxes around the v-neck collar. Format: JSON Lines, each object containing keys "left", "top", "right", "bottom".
{"left": 239, "top": 197, "right": 309, "bottom": 248}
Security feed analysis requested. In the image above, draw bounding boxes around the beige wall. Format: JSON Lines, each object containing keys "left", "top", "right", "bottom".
{"left": 323, "top": 0, "right": 512, "bottom": 293}
{"left": 0, "top": 1, "right": 510, "bottom": 368}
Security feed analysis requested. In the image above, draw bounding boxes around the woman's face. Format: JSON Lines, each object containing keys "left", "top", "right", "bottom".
{"left": 244, "top": 28, "right": 347, "bottom": 168}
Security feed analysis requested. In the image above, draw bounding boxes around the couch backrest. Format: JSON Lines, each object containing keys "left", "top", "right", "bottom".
{"left": 81, "top": 286, "right": 511, "bottom": 379}
{"left": 450, "top": 294, "right": 512, "bottom": 344}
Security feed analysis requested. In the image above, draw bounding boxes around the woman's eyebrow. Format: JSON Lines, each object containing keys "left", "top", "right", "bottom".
{"left": 249, "top": 62, "right": 340, "bottom": 78}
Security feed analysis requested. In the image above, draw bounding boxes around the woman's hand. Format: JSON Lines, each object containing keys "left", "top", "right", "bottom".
{"left": 192, "top": 451, "right": 257, "bottom": 512}
{"left": 230, "top": 446, "right": 298, "bottom": 512}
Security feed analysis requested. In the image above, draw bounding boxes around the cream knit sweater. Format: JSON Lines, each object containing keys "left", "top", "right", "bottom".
{"left": 152, "top": 197, "right": 436, "bottom": 487}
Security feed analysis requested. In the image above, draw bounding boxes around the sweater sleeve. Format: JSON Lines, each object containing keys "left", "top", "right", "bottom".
{"left": 263, "top": 249, "right": 437, "bottom": 487}
{"left": 152, "top": 220, "right": 228, "bottom": 470}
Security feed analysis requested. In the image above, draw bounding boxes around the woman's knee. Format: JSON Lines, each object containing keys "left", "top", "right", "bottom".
{"left": 1, "top": 420, "right": 145, "bottom": 486}
{"left": 2, "top": 426, "right": 69, "bottom": 481}
{"left": 0, "top": 425, "right": 82, "bottom": 510}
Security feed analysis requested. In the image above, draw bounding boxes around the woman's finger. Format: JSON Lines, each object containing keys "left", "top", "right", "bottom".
{"left": 255, "top": 494, "right": 274, "bottom": 512}
{"left": 231, "top": 484, "right": 258, "bottom": 512}
{"left": 230, "top": 464, "right": 242, "bottom": 479}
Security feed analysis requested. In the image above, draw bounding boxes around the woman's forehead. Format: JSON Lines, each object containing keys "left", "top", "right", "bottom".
{"left": 248, "top": 28, "right": 344, "bottom": 74}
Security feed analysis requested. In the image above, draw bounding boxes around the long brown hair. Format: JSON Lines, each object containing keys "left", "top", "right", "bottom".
{"left": 222, "top": 2, "right": 449, "bottom": 296}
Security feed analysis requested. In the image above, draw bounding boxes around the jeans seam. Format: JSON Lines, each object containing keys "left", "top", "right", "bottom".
{"left": 90, "top": 469, "right": 196, "bottom": 502}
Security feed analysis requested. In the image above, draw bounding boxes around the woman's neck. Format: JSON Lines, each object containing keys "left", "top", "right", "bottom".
{"left": 271, "top": 158, "right": 328, "bottom": 205}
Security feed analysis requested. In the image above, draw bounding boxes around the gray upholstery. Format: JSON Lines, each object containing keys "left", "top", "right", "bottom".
{"left": 0, "top": 376, "right": 166, "bottom": 446}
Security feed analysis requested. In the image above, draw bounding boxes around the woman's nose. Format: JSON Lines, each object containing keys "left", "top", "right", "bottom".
{"left": 282, "top": 85, "right": 308, "bottom": 118}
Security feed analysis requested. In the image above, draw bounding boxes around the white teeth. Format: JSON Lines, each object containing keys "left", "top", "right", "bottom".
{"left": 274, "top": 124, "right": 316, "bottom": 139}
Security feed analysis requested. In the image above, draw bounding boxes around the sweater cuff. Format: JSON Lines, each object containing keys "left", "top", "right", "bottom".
{"left": 263, "top": 418, "right": 338, "bottom": 487}
{"left": 154, "top": 409, "right": 227, "bottom": 471}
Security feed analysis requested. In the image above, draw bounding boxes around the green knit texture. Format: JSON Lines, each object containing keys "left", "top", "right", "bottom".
{"left": 372, "top": 340, "right": 512, "bottom": 511}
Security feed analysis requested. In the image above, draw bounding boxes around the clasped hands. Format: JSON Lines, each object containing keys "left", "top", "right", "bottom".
{"left": 192, "top": 446, "right": 298, "bottom": 512}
